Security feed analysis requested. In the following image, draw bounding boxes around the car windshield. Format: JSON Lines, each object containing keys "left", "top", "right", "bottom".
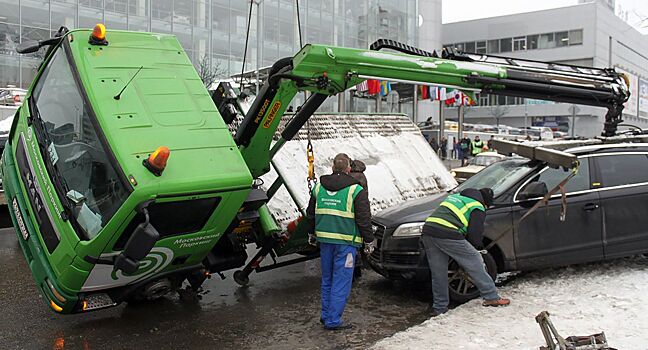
{"left": 469, "top": 155, "right": 501, "bottom": 167}
{"left": 454, "top": 158, "right": 535, "bottom": 197}
{"left": 31, "top": 45, "right": 130, "bottom": 239}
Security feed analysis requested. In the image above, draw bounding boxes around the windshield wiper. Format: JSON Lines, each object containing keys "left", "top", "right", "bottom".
{"left": 28, "top": 99, "right": 77, "bottom": 222}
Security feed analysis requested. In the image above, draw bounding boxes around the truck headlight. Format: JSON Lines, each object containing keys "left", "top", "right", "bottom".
{"left": 392, "top": 222, "right": 424, "bottom": 237}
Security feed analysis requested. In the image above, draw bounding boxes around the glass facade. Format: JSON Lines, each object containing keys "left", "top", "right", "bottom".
{"left": 0, "top": 0, "right": 419, "bottom": 92}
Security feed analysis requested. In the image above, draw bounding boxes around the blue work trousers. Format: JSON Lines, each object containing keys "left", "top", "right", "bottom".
{"left": 319, "top": 242, "right": 357, "bottom": 328}
{"left": 421, "top": 235, "right": 499, "bottom": 314}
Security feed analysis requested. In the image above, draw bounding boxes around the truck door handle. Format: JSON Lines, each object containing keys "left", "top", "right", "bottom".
{"left": 583, "top": 203, "right": 599, "bottom": 211}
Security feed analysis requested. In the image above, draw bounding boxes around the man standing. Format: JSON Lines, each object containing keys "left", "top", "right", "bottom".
{"left": 307, "top": 153, "right": 374, "bottom": 330}
{"left": 440, "top": 137, "right": 448, "bottom": 160}
{"left": 487, "top": 135, "right": 495, "bottom": 151}
{"left": 349, "top": 159, "right": 369, "bottom": 280}
{"left": 420, "top": 188, "right": 510, "bottom": 316}
{"left": 471, "top": 136, "right": 484, "bottom": 156}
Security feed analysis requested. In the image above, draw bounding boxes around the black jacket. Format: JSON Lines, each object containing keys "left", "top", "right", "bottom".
{"left": 349, "top": 160, "right": 368, "bottom": 193}
{"left": 422, "top": 188, "right": 486, "bottom": 249}
{"left": 306, "top": 172, "right": 373, "bottom": 244}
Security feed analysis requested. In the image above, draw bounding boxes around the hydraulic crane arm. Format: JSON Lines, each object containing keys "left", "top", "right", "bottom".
{"left": 234, "top": 42, "right": 630, "bottom": 179}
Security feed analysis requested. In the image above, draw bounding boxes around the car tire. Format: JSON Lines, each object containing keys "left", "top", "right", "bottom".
{"left": 448, "top": 252, "right": 497, "bottom": 304}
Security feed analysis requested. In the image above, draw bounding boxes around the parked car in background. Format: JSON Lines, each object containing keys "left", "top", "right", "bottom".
{"left": 368, "top": 143, "right": 648, "bottom": 303}
{"left": 0, "top": 86, "right": 27, "bottom": 106}
{"left": 450, "top": 152, "right": 506, "bottom": 182}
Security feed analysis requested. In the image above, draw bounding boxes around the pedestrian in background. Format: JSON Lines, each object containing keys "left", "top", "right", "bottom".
{"left": 440, "top": 137, "right": 448, "bottom": 160}
{"left": 430, "top": 137, "right": 439, "bottom": 154}
{"left": 487, "top": 135, "right": 495, "bottom": 151}
{"left": 452, "top": 137, "right": 458, "bottom": 159}
{"left": 307, "top": 153, "right": 375, "bottom": 330}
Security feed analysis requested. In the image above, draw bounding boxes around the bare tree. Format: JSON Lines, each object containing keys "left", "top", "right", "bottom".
{"left": 488, "top": 104, "right": 510, "bottom": 128}
{"left": 196, "top": 54, "right": 227, "bottom": 89}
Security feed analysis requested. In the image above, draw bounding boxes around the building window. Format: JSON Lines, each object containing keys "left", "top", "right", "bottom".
{"left": 555, "top": 31, "right": 569, "bottom": 47}
{"left": 513, "top": 36, "right": 526, "bottom": 51}
{"left": 569, "top": 29, "right": 583, "bottom": 45}
{"left": 464, "top": 41, "right": 475, "bottom": 53}
{"left": 539, "top": 32, "right": 555, "bottom": 49}
{"left": 487, "top": 39, "right": 499, "bottom": 54}
{"left": 476, "top": 41, "right": 486, "bottom": 54}
{"left": 500, "top": 38, "right": 512, "bottom": 53}
{"left": 527, "top": 34, "right": 538, "bottom": 50}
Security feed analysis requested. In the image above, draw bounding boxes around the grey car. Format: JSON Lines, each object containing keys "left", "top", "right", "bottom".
{"left": 368, "top": 143, "right": 648, "bottom": 302}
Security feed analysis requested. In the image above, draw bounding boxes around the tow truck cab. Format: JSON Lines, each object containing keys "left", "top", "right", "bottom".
{"left": 2, "top": 27, "right": 254, "bottom": 313}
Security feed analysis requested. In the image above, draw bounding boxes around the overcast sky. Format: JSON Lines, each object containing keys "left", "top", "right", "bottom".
{"left": 442, "top": 0, "right": 648, "bottom": 34}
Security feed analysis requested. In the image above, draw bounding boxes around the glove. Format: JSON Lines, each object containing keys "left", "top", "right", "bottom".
{"left": 308, "top": 234, "right": 317, "bottom": 246}
{"left": 364, "top": 240, "right": 377, "bottom": 255}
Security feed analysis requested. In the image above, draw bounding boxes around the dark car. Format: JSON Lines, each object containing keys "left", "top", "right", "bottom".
{"left": 368, "top": 143, "right": 648, "bottom": 302}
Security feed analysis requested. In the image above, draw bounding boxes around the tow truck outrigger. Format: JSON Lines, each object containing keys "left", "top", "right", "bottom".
{"left": 2, "top": 25, "right": 629, "bottom": 313}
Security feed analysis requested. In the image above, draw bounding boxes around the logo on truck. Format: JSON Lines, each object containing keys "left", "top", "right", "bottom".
{"left": 262, "top": 101, "right": 282, "bottom": 128}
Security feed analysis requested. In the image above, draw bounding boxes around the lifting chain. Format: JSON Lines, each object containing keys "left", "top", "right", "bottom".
{"left": 306, "top": 120, "right": 317, "bottom": 192}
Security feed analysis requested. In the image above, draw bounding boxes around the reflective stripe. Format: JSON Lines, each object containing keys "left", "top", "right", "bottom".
{"left": 315, "top": 208, "right": 355, "bottom": 218}
{"left": 464, "top": 201, "right": 484, "bottom": 211}
{"left": 346, "top": 184, "right": 358, "bottom": 213}
{"left": 425, "top": 217, "right": 459, "bottom": 230}
{"left": 316, "top": 231, "right": 363, "bottom": 243}
{"left": 440, "top": 202, "right": 469, "bottom": 227}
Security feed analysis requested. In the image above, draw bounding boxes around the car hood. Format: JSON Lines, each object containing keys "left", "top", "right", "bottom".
{"left": 451, "top": 165, "right": 484, "bottom": 174}
{"left": 374, "top": 192, "right": 449, "bottom": 228}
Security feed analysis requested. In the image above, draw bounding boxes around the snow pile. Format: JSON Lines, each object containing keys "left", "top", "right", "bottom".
{"left": 264, "top": 114, "right": 456, "bottom": 226}
{"left": 373, "top": 257, "right": 648, "bottom": 349}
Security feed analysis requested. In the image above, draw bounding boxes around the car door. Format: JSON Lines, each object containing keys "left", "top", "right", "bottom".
{"left": 511, "top": 158, "right": 603, "bottom": 269}
{"left": 591, "top": 153, "right": 648, "bottom": 258}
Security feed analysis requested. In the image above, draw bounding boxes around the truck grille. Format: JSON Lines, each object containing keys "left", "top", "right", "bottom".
{"left": 382, "top": 253, "right": 420, "bottom": 266}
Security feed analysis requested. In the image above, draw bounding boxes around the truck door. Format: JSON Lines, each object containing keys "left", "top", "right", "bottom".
{"left": 512, "top": 158, "right": 603, "bottom": 269}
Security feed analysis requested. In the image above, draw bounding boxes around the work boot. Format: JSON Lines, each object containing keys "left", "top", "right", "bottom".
{"left": 482, "top": 298, "right": 511, "bottom": 307}
{"left": 430, "top": 310, "right": 447, "bottom": 318}
{"left": 325, "top": 322, "right": 353, "bottom": 331}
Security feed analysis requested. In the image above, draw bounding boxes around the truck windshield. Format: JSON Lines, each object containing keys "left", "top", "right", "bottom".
{"left": 454, "top": 159, "right": 535, "bottom": 197}
{"left": 30, "top": 45, "right": 129, "bottom": 239}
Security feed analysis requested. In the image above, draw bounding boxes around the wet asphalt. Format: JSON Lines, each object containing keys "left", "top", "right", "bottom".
{"left": 0, "top": 228, "right": 433, "bottom": 350}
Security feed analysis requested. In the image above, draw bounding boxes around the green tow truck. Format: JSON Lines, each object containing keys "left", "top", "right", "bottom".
{"left": 3, "top": 25, "right": 629, "bottom": 313}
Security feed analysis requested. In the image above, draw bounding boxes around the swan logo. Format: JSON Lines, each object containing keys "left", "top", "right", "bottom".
{"left": 81, "top": 247, "right": 175, "bottom": 292}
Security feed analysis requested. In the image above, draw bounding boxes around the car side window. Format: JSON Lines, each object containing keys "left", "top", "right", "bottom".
{"left": 522, "top": 159, "right": 590, "bottom": 195}
{"left": 594, "top": 154, "right": 648, "bottom": 188}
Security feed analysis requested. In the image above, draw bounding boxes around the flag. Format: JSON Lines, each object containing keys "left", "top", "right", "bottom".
{"left": 367, "top": 79, "right": 381, "bottom": 95}
{"left": 380, "top": 80, "right": 391, "bottom": 96}
{"left": 430, "top": 86, "right": 446, "bottom": 101}
{"left": 419, "top": 85, "right": 428, "bottom": 99}
{"left": 356, "top": 80, "right": 368, "bottom": 92}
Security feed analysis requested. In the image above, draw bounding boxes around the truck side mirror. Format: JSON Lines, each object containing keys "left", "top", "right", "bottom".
{"left": 113, "top": 222, "right": 160, "bottom": 274}
{"left": 17, "top": 41, "right": 41, "bottom": 54}
{"left": 518, "top": 181, "right": 548, "bottom": 201}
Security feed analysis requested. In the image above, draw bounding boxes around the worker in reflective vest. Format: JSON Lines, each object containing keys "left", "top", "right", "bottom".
{"left": 471, "top": 136, "right": 484, "bottom": 156}
{"left": 421, "top": 188, "right": 510, "bottom": 317}
{"left": 306, "top": 153, "right": 374, "bottom": 330}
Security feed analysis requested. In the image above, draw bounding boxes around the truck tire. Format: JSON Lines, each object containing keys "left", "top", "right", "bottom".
{"left": 448, "top": 252, "right": 497, "bottom": 304}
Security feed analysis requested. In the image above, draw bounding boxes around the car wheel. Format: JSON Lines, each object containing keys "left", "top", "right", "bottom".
{"left": 447, "top": 252, "right": 497, "bottom": 303}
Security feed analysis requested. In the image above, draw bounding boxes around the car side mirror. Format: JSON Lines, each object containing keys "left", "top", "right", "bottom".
{"left": 17, "top": 41, "right": 41, "bottom": 54}
{"left": 518, "top": 181, "right": 548, "bottom": 201}
{"left": 114, "top": 222, "right": 160, "bottom": 274}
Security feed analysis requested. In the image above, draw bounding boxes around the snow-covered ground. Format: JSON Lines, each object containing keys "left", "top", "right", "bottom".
{"left": 373, "top": 256, "right": 648, "bottom": 350}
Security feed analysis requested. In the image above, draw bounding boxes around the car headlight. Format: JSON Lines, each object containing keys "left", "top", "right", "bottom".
{"left": 451, "top": 171, "right": 457, "bottom": 177}
{"left": 392, "top": 222, "right": 424, "bottom": 237}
